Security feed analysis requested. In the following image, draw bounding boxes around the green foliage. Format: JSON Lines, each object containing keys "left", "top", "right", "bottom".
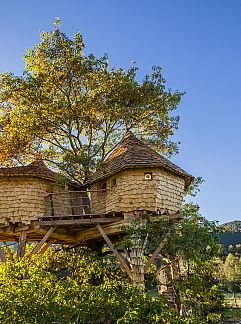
{"left": 228, "top": 244, "right": 241, "bottom": 255}
{"left": 221, "top": 220, "right": 241, "bottom": 232}
{"left": 177, "top": 260, "right": 223, "bottom": 314}
{"left": 0, "top": 248, "right": 176, "bottom": 323}
{"left": 222, "top": 308, "right": 241, "bottom": 322}
{"left": 221, "top": 253, "right": 241, "bottom": 294}
{"left": 184, "top": 176, "right": 204, "bottom": 197}
{"left": 0, "top": 246, "right": 224, "bottom": 323}
{"left": 120, "top": 204, "right": 223, "bottom": 321}
{"left": 122, "top": 204, "right": 221, "bottom": 263}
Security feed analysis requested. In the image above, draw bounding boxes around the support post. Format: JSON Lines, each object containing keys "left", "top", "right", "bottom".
{"left": 96, "top": 224, "right": 132, "bottom": 279}
{"left": 18, "top": 230, "right": 27, "bottom": 258}
{"left": 129, "top": 240, "right": 145, "bottom": 288}
{"left": 29, "top": 227, "right": 56, "bottom": 258}
{"left": 0, "top": 248, "right": 6, "bottom": 263}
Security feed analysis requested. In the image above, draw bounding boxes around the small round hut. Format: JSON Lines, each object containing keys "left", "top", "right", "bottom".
{"left": 0, "top": 159, "right": 81, "bottom": 225}
{"left": 90, "top": 132, "right": 193, "bottom": 216}
{"left": 0, "top": 159, "right": 59, "bottom": 225}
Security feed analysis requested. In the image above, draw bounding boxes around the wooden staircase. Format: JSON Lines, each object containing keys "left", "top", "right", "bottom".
{"left": 161, "top": 286, "right": 176, "bottom": 307}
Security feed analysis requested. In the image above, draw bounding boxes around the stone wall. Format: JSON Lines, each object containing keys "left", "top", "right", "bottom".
{"left": 90, "top": 167, "right": 185, "bottom": 215}
{"left": 0, "top": 176, "right": 54, "bottom": 224}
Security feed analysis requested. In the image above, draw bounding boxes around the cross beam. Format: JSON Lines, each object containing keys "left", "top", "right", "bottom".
{"left": 29, "top": 227, "right": 56, "bottom": 257}
{"left": 96, "top": 224, "right": 132, "bottom": 279}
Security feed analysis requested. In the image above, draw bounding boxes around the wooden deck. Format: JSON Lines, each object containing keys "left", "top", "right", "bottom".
{"left": 0, "top": 190, "right": 181, "bottom": 262}
{"left": 0, "top": 190, "right": 125, "bottom": 245}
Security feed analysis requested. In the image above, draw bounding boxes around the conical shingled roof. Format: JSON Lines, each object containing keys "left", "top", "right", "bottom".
{"left": 0, "top": 158, "right": 57, "bottom": 181}
{"left": 91, "top": 132, "right": 193, "bottom": 189}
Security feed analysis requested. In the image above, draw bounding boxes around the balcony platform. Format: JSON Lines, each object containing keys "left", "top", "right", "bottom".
{"left": 0, "top": 190, "right": 181, "bottom": 261}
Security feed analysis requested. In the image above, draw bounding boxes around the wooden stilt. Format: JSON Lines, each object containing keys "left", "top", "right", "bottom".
{"left": 18, "top": 230, "right": 27, "bottom": 258}
{"left": 0, "top": 248, "right": 6, "bottom": 263}
{"left": 29, "top": 227, "right": 56, "bottom": 257}
{"left": 130, "top": 242, "right": 145, "bottom": 287}
{"left": 96, "top": 224, "right": 132, "bottom": 279}
{"left": 144, "top": 236, "right": 169, "bottom": 273}
{"left": 3, "top": 243, "right": 13, "bottom": 261}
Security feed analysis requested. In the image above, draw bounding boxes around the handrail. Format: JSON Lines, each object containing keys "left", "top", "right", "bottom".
{"left": 45, "top": 190, "right": 106, "bottom": 197}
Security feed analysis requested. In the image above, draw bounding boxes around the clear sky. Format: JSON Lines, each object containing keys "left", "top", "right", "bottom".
{"left": 0, "top": 0, "right": 240, "bottom": 224}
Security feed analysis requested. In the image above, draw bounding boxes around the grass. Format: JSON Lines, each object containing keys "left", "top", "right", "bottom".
{"left": 222, "top": 293, "right": 241, "bottom": 322}
{"left": 222, "top": 308, "right": 241, "bottom": 322}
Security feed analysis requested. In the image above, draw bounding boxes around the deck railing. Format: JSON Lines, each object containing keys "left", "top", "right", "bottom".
{"left": 44, "top": 190, "right": 104, "bottom": 218}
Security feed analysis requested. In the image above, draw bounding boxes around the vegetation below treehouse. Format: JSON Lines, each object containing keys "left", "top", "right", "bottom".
{"left": 0, "top": 210, "right": 225, "bottom": 323}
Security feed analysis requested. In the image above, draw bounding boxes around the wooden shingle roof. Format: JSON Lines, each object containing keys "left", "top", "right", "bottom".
{"left": 91, "top": 132, "right": 193, "bottom": 189}
{"left": 0, "top": 158, "right": 57, "bottom": 181}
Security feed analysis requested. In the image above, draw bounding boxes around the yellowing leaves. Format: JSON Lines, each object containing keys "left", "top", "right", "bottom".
{"left": 0, "top": 25, "right": 183, "bottom": 184}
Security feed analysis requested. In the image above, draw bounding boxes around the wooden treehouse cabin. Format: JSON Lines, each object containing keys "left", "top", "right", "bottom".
{"left": 0, "top": 132, "right": 193, "bottom": 286}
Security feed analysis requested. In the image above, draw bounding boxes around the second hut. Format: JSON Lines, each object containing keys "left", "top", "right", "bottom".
{"left": 90, "top": 132, "right": 193, "bottom": 218}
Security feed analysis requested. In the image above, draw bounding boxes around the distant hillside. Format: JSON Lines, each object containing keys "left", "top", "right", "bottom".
{"left": 221, "top": 220, "right": 241, "bottom": 232}
{"left": 219, "top": 220, "right": 241, "bottom": 252}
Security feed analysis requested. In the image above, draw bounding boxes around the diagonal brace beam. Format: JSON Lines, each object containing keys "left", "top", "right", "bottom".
{"left": 39, "top": 239, "right": 57, "bottom": 255}
{"left": 144, "top": 236, "right": 169, "bottom": 273}
{"left": 29, "top": 227, "right": 56, "bottom": 258}
{"left": 96, "top": 224, "right": 132, "bottom": 279}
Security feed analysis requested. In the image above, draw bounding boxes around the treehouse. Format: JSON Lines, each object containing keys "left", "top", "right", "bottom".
{"left": 89, "top": 132, "right": 192, "bottom": 217}
{"left": 0, "top": 132, "right": 193, "bottom": 286}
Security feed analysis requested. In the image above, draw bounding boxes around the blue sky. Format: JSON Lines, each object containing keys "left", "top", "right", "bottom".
{"left": 0, "top": 0, "right": 240, "bottom": 223}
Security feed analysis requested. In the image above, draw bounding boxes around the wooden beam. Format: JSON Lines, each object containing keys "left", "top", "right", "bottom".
{"left": 144, "top": 236, "right": 169, "bottom": 273}
{"left": 149, "top": 213, "right": 182, "bottom": 221}
{"left": 0, "top": 224, "right": 10, "bottom": 228}
{"left": 29, "top": 227, "right": 56, "bottom": 257}
{"left": 14, "top": 225, "right": 30, "bottom": 233}
{"left": 0, "top": 248, "right": 6, "bottom": 263}
{"left": 76, "top": 220, "right": 125, "bottom": 242}
{"left": 38, "top": 217, "right": 122, "bottom": 226}
{"left": 0, "top": 224, "right": 14, "bottom": 234}
{"left": 39, "top": 239, "right": 57, "bottom": 255}
{"left": 33, "top": 227, "right": 76, "bottom": 243}
{"left": 96, "top": 224, "right": 132, "bottom": 279}
{"left": 3, "top": 243, "right": 13, "bottom": 261}
{"left": 0, "top": 236, "right": 17, "bottom": 242}
{"left": 18, "top": 230, "right": 27, "bottom": 258}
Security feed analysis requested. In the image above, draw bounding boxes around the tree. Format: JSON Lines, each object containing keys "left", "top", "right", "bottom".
{"left": 222, "top": 253, "right": 241, "bottom": 306}
{"left": 120, "top": 203, "right": 223, "bottom": 317}
{"left": 0, "top": 20, "right": 183, "bottom": 185}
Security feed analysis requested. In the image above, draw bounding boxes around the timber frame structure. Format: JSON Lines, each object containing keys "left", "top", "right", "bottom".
{"left": 0, "top": 132, "right": 193, "bottom": 286}
{"left": 0, "top": 196, "right": 180, "bottom": 252}
{"left": 0, "top": 190, "right": 181, "bottom": 287}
